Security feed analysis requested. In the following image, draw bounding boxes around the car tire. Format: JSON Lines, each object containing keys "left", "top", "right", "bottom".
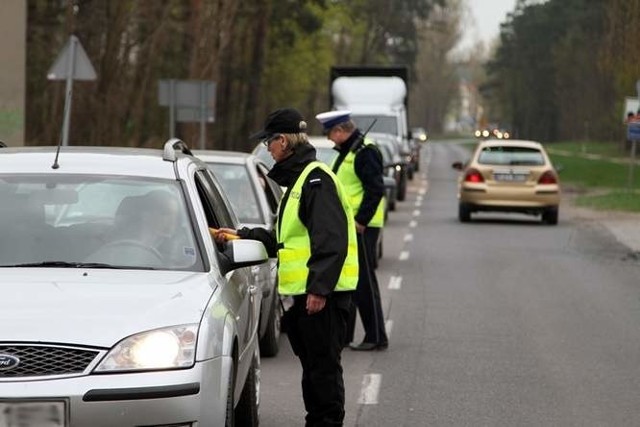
{"left": 225, "top": 359, "right": 236, "bottom": 427}
{"left": 235, "top": 348, "right": 260, "bottom": 427}
{"left": 397, "top": 171, "right": 407, "bottom": 201}
{"left": 542, "top": 207, "right": 559, "bottom": 225}
{"left": 388, "top": 199, "right": 396, "bottom": 211}
{"left": 259, "top": 295, "right": 282, "bottom": 357}
{"left": 458, "top": 203, "right": 471, "bottom": 222}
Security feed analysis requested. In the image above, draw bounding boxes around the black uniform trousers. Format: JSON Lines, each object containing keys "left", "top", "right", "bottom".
{"left": 285, "top": 293, "right": 350, "bottom": 427}
{"left": 347, "top": 227, "right": 388, "bottom": 345}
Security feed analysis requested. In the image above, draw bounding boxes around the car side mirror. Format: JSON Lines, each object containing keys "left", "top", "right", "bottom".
{"left": 220, "top": 239, "right": 268, "bottom": 275}
{"left": 451, "top": 161, "right": 464, "bottom": 171}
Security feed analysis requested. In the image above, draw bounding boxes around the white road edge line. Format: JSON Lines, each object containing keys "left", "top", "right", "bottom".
{"left": 358, "top": 374, "right": 382, "bottom": 405}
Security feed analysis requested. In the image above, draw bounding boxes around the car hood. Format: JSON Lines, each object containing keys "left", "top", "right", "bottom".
{"left": 0, "top": 269, "right": 216, "bottom": 348}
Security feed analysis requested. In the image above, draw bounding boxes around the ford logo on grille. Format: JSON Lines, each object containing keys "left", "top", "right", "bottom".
{"left": 0, "top": 354, "right": 20, "bottom": 371}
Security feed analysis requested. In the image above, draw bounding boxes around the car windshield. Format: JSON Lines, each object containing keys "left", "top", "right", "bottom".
{"left": 253, "top": 145, "right": 275, "bottom": 168}
{"left": 0, "top": 175, "right": 203, "bottom": 271}
{"left": 254, "top": 143, "right": 337, "bottom": 168}
{"left": 209, "top": 163, "right": 263, "bottom": 224}
{"left": 315, "top": 147, "right": 338, "bottom": 166}
{"left": 477, "top": 146, "right": 545, "bottom": 166}
{"left": 352, "top": 115, "right": 398, "bottom": 135}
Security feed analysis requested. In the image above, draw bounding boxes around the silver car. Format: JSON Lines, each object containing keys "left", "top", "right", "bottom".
{"left": 0, "top": 140, "right": 267, "bottom": 426}
{"left": 195, "top": 150, "right": 283, "bottom": 357}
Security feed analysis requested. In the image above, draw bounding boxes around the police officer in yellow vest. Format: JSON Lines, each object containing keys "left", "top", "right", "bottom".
{"left": 214, "top": 108, "right": 358, "bottom": 427}
{"left": 315, "top": 110, "right": 389, "bottom": 352}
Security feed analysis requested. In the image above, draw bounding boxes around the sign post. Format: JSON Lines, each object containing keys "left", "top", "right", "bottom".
{"left": 158, "top": 79, "right": 216, "bottom": 149}
{"left": 626, "top": 121, "right": 640, "bottom": 190}
{"left": 47, "top": 35, "right": 97, "bottom": 146}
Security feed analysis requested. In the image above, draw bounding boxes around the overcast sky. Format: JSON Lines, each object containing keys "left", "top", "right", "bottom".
{"left": 459, "top": 0, "right": 517, "bottom": 51}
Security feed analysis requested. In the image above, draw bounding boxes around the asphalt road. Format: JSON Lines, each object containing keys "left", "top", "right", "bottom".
{"left": 259, "top": 140, "right": 640, "bottom": 427}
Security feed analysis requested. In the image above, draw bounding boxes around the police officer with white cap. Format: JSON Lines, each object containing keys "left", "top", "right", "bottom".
{"left": 315, "top": 110, "right": 389, "bottom": 351}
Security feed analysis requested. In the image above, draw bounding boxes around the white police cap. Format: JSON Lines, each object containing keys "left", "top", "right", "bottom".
{"left": 315, "top": 110, "right": 351, "bottom": 133}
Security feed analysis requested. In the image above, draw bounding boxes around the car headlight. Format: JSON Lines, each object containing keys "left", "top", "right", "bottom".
{"left": 94, "top": 324, "right": 198, "bottom": 373}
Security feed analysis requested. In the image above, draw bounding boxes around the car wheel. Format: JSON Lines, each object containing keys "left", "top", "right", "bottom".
{"left": 259, "top": 295, "right": 282, "bottom": 357}
{"left": 388, "top": 198, "right": 396, "bottom": 211}
{"left": 542, "top": 207, "right": 559, "bottom": 225}
{"left": 235, "top": 348, "right": 260, "bottom": 427}
{"left": 407, "top": 166, "right": 414, "bottom": 181}
{"left": 224, "top": 359, "right": 235, "bottom": 427}
{"left": 397, "top": 171, "right": 407, "bottom": 201}
{"left": 458, "top": 203, "right": 471, "bottom": 222}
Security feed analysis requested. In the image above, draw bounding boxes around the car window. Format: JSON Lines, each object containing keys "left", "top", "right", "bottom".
{"left": 208, "top": 163, "right": 263, "bottom": 224}
{"left": 477, "top": 146, "right": 545, "bottom": 166}
{"left": 195, "top": 170, "right": 238, "bottom": 229}
{"left": 256, "top": 163, "right": 281, "bottom": 215}
{"left": 0, "top": 175, "right": 204, "bottom": 271}
{"left": 352, "top": 115, "right": 398, "bottom": 135}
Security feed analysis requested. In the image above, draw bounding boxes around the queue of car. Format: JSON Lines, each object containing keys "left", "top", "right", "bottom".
{"left": 0, "top": 130, "right": 426, "bottom": 426}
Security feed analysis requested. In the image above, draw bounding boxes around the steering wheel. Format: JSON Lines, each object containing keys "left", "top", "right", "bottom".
{"left": 98, "top": 239, "right": 164, "bottom": 265}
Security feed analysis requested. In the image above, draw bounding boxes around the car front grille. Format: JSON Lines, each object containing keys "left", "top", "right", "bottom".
{"left": 0, "top": 344, "right": 101, "bottom": 378}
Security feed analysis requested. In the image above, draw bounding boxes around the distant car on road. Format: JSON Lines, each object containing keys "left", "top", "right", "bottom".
{"left": 0, "top": 140, "right": 267, "bottom": 426}
{"left": 452, "top": 139, "right": 561, "bottom": 224}
{"left": 196, "top": 150, "right": 284, "bottom": 357}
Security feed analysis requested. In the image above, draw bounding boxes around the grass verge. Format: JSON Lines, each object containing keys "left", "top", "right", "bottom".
{"left": 547, "top": 141, "right": 640, "bottom": 212}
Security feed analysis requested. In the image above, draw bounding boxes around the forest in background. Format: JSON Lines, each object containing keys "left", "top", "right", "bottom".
{"left": 26, "top": 0, "right": 460, "bottom": 151}
{"left": 486, "top": 0, "right": 640, "bottom": 143}
{"left": 24, "top": 0, "right": 640, "bottom": 149}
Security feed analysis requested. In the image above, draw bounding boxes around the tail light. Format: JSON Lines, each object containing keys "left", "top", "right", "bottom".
{"left": 464, "top": 168, "right": 484, "bottom": 183}
{"left": 538, "top": 171, "right": 557, "bottom": 184}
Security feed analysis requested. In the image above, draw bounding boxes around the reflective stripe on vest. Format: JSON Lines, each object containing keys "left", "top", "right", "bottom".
{"left": 332, "top": 138, "right": 385, "bottom": 228}
{"left": 276, "top": 161, "right": 359, "bottom": 296}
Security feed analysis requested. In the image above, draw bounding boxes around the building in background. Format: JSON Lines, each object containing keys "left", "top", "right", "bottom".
{"left": 0, "top": 0, "right": 26, "bottom": 146}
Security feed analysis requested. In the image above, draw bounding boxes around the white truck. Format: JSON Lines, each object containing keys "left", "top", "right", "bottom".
{"left": 330, "top": 66, "right": 413, "bottom": 199}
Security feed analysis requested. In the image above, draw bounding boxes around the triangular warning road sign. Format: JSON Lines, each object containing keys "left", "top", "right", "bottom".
{"left": 47, "top": 35, "right": 97, "bottom": 81}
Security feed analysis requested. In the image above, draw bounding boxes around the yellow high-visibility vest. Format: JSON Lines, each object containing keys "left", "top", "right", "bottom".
{"left": 332, "top": 138, "right": 385, "bottom": 228}
{"left": 276, "top": 161, "right": 358, "bottom": 296}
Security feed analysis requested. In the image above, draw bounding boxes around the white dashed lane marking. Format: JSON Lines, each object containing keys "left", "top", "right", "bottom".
{"left": 404, "top": 233, "right": 413, "bottom": 242}
{"left": 358, "top": 374, "right": 382, "bottom": 405}
{"left": 409, "top": 220, "right": 417, "bottom": 228}
{"left": 385, "top": 319, "right": 393, "bottom": 337}
{"left": 388, "top": 275, "right": 402, "bottom": 290}
{"left": 399, "top": 251, "right": 409, "bottom": 261}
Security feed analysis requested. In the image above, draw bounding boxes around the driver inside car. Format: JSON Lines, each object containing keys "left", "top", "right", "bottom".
{"left": 85, "top": 191, "right": 180, "bottom": 268}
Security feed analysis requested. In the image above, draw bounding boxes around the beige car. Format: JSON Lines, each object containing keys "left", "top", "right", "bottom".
{"left": 452, "top": 139, "right": 561, "bottom": 225}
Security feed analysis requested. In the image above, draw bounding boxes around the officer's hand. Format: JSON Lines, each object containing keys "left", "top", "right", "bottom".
{"left": 355, "top": 222, "right": 366, "bottom": 234}
{"left": 210, "top": 227, "right": 238, "bottom": 243}
{"left": 306, "top": 293, "right": 326, "bottom": 314}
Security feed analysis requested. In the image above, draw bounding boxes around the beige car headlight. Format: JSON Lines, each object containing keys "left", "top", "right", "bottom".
{"left": 94, "top": 324, "right": 198, "bottom": 372}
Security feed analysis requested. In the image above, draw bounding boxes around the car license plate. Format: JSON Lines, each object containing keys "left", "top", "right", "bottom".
{"left": 0, "top": 400, "right": 66, "bottom": 427}
{"left": 493, "top": 173, "right": 527, "bottom": 182}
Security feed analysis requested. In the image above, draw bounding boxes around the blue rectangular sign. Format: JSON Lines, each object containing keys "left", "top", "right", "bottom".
{"left": 627, "top": 122, "right": 640, "bottom": 141}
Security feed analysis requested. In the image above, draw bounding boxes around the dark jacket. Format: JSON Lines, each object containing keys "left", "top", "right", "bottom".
{"left": 238, "top": 142, "right": 349, "bottom": 297}
{"left": 332, "top": 129, "right": 385, "bottom": 226}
